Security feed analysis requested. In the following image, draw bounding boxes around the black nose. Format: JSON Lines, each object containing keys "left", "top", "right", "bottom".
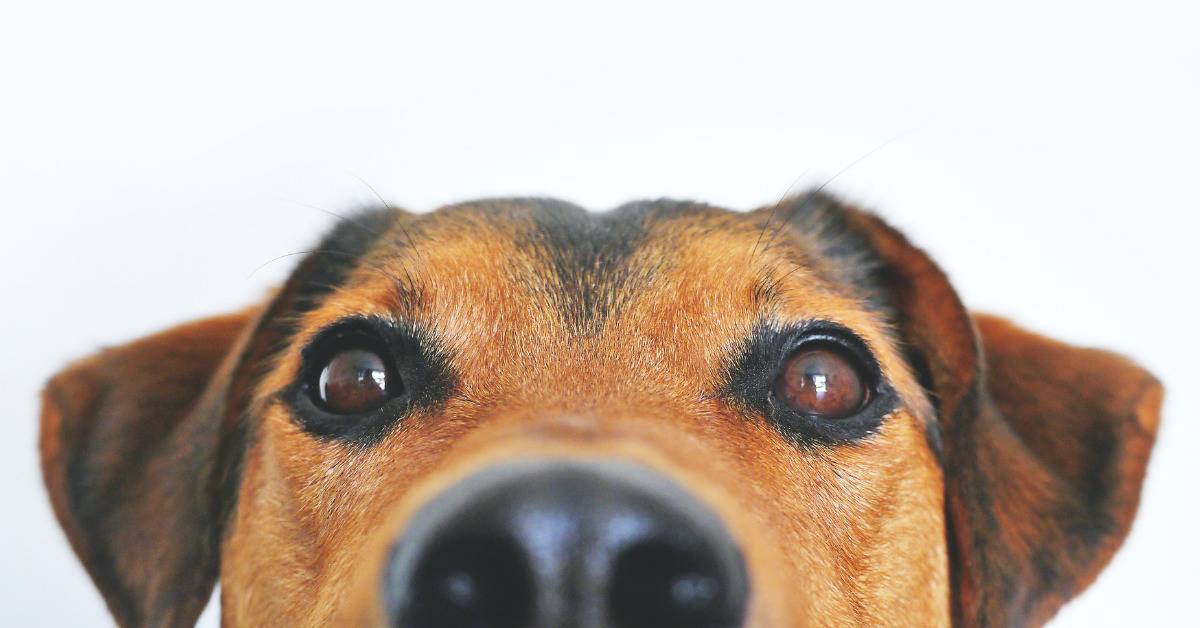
{"left": 385, "top": 460, "right": 748, "bottom": 628}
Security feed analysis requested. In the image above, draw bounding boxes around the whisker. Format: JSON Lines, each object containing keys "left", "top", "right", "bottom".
{"left": 390, "top": 219, "right": 427, "bottom": 263}
{"left": 246, "top": 249, "right": 326, "bottom": 279}
{"left": 752, "top": 169, "right": 811, "bottom": 260}
{"left": 275, "top": 193, "right": 427, "bottom": 274}
{"left": 277, "top": 196, "right": 385, "bottom": 236}
{"left": 759, "top": 125, "right": 922, "bottom": 253}
{"left": 246, "top": 248, "right": 417, "bottom": 296}
{"left": 347, "top": 173, "right": 393, "bottom": 210}
{"left": 343, "top": 175, "right": 429, "bottom": 264}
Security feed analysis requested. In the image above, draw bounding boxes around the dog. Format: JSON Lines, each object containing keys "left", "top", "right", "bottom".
{"left": 39, "top": 193, "right": 1162, "bottom": 627}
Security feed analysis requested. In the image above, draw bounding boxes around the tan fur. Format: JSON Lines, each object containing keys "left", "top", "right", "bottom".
{"left": 39, "top": 196, "right": 1160, "bottom": 627}
{"left": 221, "top": 208, "right": 947, "bottom": 626}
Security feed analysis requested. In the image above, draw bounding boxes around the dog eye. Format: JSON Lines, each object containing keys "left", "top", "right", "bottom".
{"left": 775, "top": 343, "right": 868, "bottom": 419}
{"left": 316, "top": 348, "right": 399, "bottom": 414}
{"left": 291, "top": 317, "right": 455, "bottom": 444}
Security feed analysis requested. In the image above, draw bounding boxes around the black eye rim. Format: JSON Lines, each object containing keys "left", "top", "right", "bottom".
{"left": 295, "top": 321, "right": 410, "bottom": 441}
{"left": 723, "top": 320, "right": 900, "bottom": 446}
{"left": 769, "top": 325, "right": 895, "bottom": 443}
{"left": 283, "top": 316, "right": 456, "bottom": 446}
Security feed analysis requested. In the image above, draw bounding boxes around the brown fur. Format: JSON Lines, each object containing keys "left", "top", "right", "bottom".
{"left": 39, "top": 194, "right": 1161, "bottom": 626}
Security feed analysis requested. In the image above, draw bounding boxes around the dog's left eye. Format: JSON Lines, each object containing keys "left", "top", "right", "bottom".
{"left": 316, "top": 348, "right": 399, "bottom": 414}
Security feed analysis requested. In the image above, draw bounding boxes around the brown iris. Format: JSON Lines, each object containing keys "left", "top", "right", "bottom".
{"left": 317, "top": 348, "right": 394, "bottom": 414}
{"left": 776, "top": 344, "right": 868, "bottom": 419}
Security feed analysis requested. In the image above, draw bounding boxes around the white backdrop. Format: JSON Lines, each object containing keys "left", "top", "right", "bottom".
{"left": 2, "top": 1, "right": 1196, "bottom": 625}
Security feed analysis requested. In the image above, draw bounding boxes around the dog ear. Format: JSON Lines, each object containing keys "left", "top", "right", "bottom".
{"left": 39, "top": 306, "right": 263, "bottom": 627}
{"left": 38, "top": 207, "right": 401, "bottom": 627}
{"left": 769, "top": 193, "right": 1162, "bottom": 625}
{"left": 959, "top": 314, "right": 1161, "bottom": 625}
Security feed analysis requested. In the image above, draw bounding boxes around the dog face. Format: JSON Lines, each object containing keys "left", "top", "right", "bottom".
{"left": 39, "top": 194, "right": 1161, "bottom": 627}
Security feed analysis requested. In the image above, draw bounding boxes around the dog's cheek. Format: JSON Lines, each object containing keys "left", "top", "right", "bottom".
{"left": 220, "top": 423, "right": 319, "bottom": 624}
{"left": 744, "top": 411, "right": 950, "bottom": 626}
{"left": 222, "top": 400, "right": 482, "bottom": 624}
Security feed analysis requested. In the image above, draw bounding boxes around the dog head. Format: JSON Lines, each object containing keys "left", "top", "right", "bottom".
{"left": 40, "top": 194, "right": 1161, "bottom": 627}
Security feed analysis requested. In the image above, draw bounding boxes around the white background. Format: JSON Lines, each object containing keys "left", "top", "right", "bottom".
{"left": 2, "top": 1, "right": 1196, "bottom": 625}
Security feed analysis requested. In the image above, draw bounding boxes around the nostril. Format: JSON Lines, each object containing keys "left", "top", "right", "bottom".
{"left": 386, "top": 460, "right": 748, "bottom": 628}
{"left": 400, "top": 532, "right": 533, "bottom": 628}
{"left": 609, "top": 540, "right": 743, "bottom": 628}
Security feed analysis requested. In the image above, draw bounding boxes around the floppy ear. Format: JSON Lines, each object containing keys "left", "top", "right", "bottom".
{"left": 777, "top": 193, "right": 1162, "bottom": 626}
{"left": 39, "top": 306, "right": 263, "bottom": 627}
{"left": 38, "top": 207, "right": 402, "bottom": 627}
{"left": 960, "top": 314, "right": 1161, "bottom": 625}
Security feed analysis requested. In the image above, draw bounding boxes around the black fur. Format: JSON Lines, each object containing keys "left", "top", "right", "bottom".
{"left": 520, "top": 198, "right": 656, "bottom": 333}
{"left": 761, "top": 191, "right": 895, "bottom": 316}
{"left": 270, "top": 207, "right": 403, "bottom": 357}
{"left": 514, "top": 198, "right": 720, "bottom": 334}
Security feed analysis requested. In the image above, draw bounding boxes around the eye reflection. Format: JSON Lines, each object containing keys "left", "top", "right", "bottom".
{"left": 317, "top": 348, "right": 396, "bottom": 414}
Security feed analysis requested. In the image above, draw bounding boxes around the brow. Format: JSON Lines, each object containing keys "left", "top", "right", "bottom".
{"left": 262, "top": 207, "right": 403, "bottom": 363}
{"left": 276, "top": 197, "right": 898, "bottom": 363}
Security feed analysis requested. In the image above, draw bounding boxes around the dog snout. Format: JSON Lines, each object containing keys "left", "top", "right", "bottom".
{"left": 384, "top": 459, "right": 749, "bottom": 628}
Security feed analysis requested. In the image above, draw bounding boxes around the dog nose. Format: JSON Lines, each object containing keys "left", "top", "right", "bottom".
{"left": 384, "top": 460, "right": 748, "bottom": 628}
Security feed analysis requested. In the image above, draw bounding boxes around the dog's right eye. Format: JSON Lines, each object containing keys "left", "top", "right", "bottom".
{"left": 301, "top": 323, "right": 404, "bottom": 417}
{"left": 317, "top": 348, "right": 399, "bottom": 414}
{"left": 289, "top": 317, "right": 454, "bottom": 445}
{"left": 775, "top": 343, "right": 869, "bottom": 419}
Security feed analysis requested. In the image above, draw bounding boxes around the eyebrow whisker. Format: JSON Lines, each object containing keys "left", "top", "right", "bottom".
{"left": 247, "top": 249, "right": 329, "bottom": 279}
{"left": 348, "top": 173, "right": 393, "bottom": 210}
{"left": 276, "top": 197, "right": 388, "bottom": 239}
{"left": 247, "top": 249, "right": 420, "bottom": 299}
{"left": 752, "top": 168, "right": 810, "bottom": 260}
{"left": 759, "top": 129, "right": 914, "bottom": 255}
{"left": 341, "top": 176, "right": 430, "bottom": 265}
